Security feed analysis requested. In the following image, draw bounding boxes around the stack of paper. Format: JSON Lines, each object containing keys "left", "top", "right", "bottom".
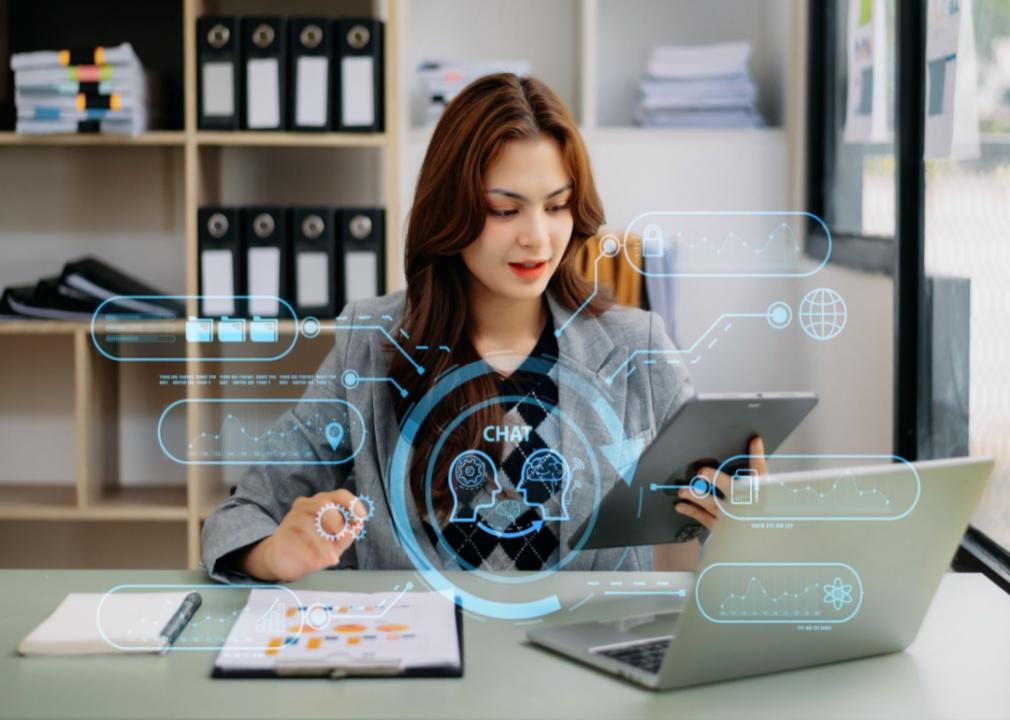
{"left": 416, "top": 59, "right": 532, "bottom": 127}
{"left": 634, "top": 42, "right": 764, "bottom": 128}
{"left": 11, "top": 42, "right": 161, "bottom": 136}
{"left": 18, "top": 592, "right": 191, "bottom": 655}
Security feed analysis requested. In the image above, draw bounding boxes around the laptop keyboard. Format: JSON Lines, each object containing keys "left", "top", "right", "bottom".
{"left": 593, "top": 637, "right": 672, "bottom": 675}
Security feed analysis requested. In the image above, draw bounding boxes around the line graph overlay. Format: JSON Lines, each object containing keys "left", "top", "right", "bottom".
{"left": 713, "top": 454, "right": 922, "bottom": 522}
{"left": 696, "top": 563, "right": 863, "bottom": 624}
{"left": 158, "top": 398, "right": 368, "bottom": 466}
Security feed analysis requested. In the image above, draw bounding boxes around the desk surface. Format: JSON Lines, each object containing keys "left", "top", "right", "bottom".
{"left": 1, "top": 570, "right": 1008, "bottom": 720}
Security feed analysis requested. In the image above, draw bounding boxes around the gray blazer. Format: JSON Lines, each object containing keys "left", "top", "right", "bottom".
{"left": 201, "top": 289, "right": 694, "bottom": 582}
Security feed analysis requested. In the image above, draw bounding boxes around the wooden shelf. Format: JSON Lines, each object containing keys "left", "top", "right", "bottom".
{"left": 0, "top": 320, "right": 86, "bottom": 335}
{"left": 0, "top": 485, "right": 77, "bottom": 520}
{"left": 87, "top": 485, "right": 188, "bottom": 521}
{"left": 195, "top": 131, "right": 387, "bottom": 148}
{"left": 0, "top": 131, "right": 186, "bottom": 146}
{"left": 0, "top": 320, "right": 189, "bottom": 335}
{"left": 0, "top": 484, "right": 188, "bottom": 521}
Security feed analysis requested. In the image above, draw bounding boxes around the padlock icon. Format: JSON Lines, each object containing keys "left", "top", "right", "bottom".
{"left": 642, "top": 223, "right": 664, "bottom": 258}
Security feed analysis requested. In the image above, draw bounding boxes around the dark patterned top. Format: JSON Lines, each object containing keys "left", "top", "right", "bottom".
{"left": 423, "top": 316, "right": 564, "bottom": 571}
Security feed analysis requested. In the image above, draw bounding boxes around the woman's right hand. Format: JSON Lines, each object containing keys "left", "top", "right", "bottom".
{"left": 239, "top": 489, "right": 368, "bottom": 582}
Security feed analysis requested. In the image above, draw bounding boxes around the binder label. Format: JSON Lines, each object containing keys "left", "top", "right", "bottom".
{"left": 341, "top": 56, "right": 374, "bottom": 127}
{"left": 345, "top": 251, "right": 378, "bottom": 302}
{"left": 296, "top": 56, "right": 329, "bottom": 127}
{"left": 200, "top": 250, "right": 236, "bottom": 316}
{"left": 248, "top": 247, "right": 281, "bottom": 316}
{"left": 202, "top": 62, "right": 235, "bottom": 117}
{"left": 247, "top": 58, "right": 281, "bottom": 128}
{"left": 296, "top": 252, "right": 330, "bottom": 308}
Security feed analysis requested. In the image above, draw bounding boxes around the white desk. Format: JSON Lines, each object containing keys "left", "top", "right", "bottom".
{"left": 1, "top": 570, "right": 1008, "bottom": 719}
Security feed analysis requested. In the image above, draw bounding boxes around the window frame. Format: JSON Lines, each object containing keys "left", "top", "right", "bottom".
{"left": 806, "top": 0, "right": 1010, "bottom": 591}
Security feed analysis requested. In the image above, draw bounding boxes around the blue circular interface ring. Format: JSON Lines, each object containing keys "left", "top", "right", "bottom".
{"left": 388, "top": 356, "right": 625, "bottom": 620}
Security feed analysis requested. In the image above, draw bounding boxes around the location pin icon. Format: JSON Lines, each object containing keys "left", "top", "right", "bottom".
{"left": 325, "top": 422, "right": 344, "bottom": 452}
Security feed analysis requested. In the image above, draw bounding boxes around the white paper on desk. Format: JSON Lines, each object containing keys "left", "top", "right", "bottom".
{"left": 18, "top": 592, "right": 189, "bottom": 655}
{"left": 925, "top": 0, "right": 980, "bottom": 160}
{"left": 213, "top": 589, "right": 460, "bottom": 673}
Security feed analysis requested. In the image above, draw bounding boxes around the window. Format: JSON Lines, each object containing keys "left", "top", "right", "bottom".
{"left": 809, "top": 0, "right": 1010, "bottom": 588}
{"left": 807, "top": 0, "right": 897, "bottom": 272}
{"left": 923, "top": 0, "right": 1010, "bottom": 563}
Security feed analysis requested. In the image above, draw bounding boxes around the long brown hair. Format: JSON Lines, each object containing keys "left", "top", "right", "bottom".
{"left": 389, "top": 73, "right": 610, "bottom": 521}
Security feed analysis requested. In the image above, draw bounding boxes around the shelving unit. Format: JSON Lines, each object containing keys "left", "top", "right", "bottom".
{"left": 0, "top": 0, "right": 401, "bottom": 569}
{"left": 0, "top": 131, "right": 188, "bottom": 146}
{"left": 0, "top": 0, "right": 803, "bottom": 569}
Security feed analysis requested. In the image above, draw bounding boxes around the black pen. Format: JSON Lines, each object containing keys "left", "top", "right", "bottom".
{"left": 160, "top": 592, "right": 202, "bottom": 647}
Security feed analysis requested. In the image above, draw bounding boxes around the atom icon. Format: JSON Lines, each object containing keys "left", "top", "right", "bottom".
{"left": 822, "top": 576, "right": 854, "bottom": 611}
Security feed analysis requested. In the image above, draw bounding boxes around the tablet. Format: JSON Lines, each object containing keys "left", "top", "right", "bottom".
{"left": 570, "top": 391, "right": 817, "bottom": 550}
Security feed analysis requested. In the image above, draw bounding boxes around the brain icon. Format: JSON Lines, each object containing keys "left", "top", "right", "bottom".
{"left": 524, "top": 451, "right": 567, "bottom": 483}
{"left": 453, "top": 454, "right": 488, "bottom": 490}
{"left": 495, "top": 499, "right": 522, "bottom": 524}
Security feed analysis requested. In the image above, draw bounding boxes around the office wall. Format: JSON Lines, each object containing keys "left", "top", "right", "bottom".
{"left": 785, "top": 263, "right": 894, "bottom": 460}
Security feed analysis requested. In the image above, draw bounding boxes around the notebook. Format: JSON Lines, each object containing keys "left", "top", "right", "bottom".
{"left": 18, "top": 592, "right": 192, "bottom": 655}
{"left": 212, "top": 588, "right": 464, "bottom": 678}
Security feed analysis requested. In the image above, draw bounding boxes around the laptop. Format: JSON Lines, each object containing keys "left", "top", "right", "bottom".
{"left": 527, "top": 456, "right": 994, "bottom": 690}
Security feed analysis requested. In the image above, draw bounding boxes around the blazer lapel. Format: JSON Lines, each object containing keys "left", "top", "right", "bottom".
{"left": 546, "top": 292, "right": 630, "bottom": 571}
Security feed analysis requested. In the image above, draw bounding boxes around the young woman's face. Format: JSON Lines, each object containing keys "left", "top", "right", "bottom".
{"left": 461, "top": 134, "right": 574, "bottom": 303}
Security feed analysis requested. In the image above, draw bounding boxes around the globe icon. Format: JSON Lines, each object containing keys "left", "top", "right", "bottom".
{"left": 799, "top": 288, "right": 847, "bottom": 341}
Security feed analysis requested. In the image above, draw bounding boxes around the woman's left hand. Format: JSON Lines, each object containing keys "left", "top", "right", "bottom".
{"left": 673, "top": 436, "right": 768, "bottom": 531}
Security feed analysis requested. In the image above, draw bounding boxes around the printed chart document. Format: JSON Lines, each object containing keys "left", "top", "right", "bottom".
{"left": 213, "top": 589, "right": 463, "bottom": 678}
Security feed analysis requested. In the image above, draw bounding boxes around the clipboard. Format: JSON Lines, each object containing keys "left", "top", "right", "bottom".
{"left": 211, "top": 592, "right": 464, "bottom": 680}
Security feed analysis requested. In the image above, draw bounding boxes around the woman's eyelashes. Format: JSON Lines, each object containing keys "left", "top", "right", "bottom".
{"left": 489, "top": 207, "right": 519, "bottom": 218}
{"left": 488, "top": 201, "right": 571, "bottom": 218}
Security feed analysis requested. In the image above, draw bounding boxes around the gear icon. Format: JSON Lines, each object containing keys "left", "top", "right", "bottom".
{"left": 315, "top": 502, "right": 344, "bottom": 542}
{"left": 350, "top": 494, "right": 375, "bottom": 522}
{"left": 453, "top": 454, "right": 488, "bottom": 490}
{"left": 315, "top": 496, "right": 375, "bottom": 543}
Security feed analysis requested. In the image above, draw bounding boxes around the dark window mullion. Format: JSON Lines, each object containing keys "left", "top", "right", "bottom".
{"left": 893, "top": 0, "right": 927, "bottom": 462}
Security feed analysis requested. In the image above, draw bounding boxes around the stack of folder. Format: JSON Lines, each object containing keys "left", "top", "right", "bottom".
{"left": 0, "top": 258, "right": 180, "bottom": 321}
{"left": 197, "top": 16, "right": 384, "bottom": 132}
{"left": 416, "top": 59, "right": 531, "bottom": 127}
{"left": 11, "top": 42, "right": 161, "bottom": 136}
{"left": 633, "top": 42, "right": 764, "bottom": 129}
{"left": 197, "top": 206, "right": 385, "bottom": 320}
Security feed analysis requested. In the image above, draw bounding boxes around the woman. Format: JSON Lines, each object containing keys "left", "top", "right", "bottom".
{"left": 202, "top": 74, "right": 761, "bottom": 583}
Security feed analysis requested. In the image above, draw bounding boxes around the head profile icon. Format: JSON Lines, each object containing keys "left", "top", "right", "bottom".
{"left": 447, "top": 449, "right": 501, "bottom": 522}
{"left": 518, "top": 448, "right": 573, "bottom": 521}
